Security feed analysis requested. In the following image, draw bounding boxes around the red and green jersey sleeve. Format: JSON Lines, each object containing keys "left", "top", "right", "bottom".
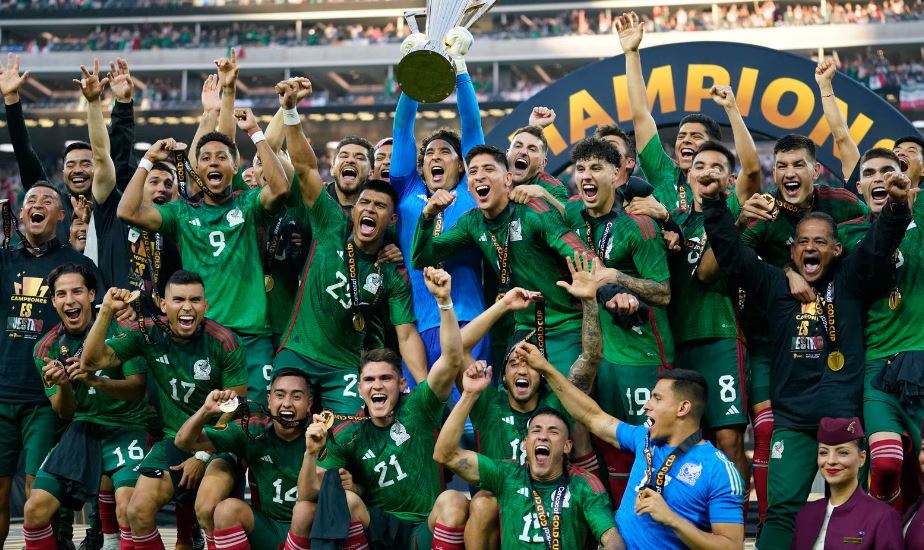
{"left": 281, "top": 190, "right": 413, "bottom": 367}
{"left": 34, "top": 321, "right": 153, "bottom": 429}
{"left": 637, "top": 135, "right": 689, "bottom": 211}
{"left": 533, "top": 172, "right": 572, "bottom": 203}
{"left": 153, "top": 190, "right": 271, "bottom": 336}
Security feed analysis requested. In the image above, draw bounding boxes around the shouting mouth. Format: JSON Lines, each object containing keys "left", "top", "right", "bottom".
{"left": 514, "top": 156, "right": 529, "bottom": 171}
{"left": 782, "top": 180, "right": 802, "bottom": 198}
{"left": 582, "top": 183, "right": 598, "bottom": 200}
{"left": 430, "top": 165, "right": 445, "bottom": 184}
{"left": 63, "top": 307, "right": 81, "bottom": 322}
{"left": 341, "top": 166, "right": 358, "bottom": 184}
{"left": 802, "top": 255, "right": 821, "bottom": 276}
{"left": 870, "top": 185, "right": 888, "bottom": 203}
{"left": 359, "top": 215, "right": 377, "bottom": 237}
{"left": 474, "top": 184, "right": 490, "bottom": 199}
{"left": 177, "top": 314, "right": 196, "bottom": 330}
{"left": 370, "top": 393, "right": 387, "bottom": 406}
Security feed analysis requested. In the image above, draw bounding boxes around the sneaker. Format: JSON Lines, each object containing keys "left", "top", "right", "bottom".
{"left": 192, "top": 526, "right": 205, "bottom": 550}
{"left": 100, "top": 534, "right": 120, "bottom": 550}
{"left": 76, "top": 527, "right": 102, "bottom": 550}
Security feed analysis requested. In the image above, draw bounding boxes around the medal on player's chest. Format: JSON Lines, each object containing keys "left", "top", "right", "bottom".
{"left": 352, "top": 312, "right": 365, "bottom": 332}
{"left": 827, "top": 350, "right": 845, "bottom": 372}
{"left": 889, "top": 288, "right": 902, "bottom": 311}
{"left": 264, "top": 275, "right": 274, "bottom": 293}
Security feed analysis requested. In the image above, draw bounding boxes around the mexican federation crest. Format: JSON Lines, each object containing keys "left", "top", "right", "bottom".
{"left": 390, "top": 421, "right": 410, "bottom": 446}
{"left": 193, "top": 358, "right": 212, "bottom": 380}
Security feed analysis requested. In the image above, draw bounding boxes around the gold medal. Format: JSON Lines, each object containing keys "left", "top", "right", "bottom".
{"left": 59, "top": 345, "right": 69, "bottom": 358}
{"left": 496, "top": 293, "right": 505, "bottom": 303}
{"left": 352, "top": 312, "right": 365, "bottom": 332}
{"left": 827, "top": 350, "right": 845, "bottom": 372}
{"left": 320, "top": 410, "right": 335, "bottom": 430}
{"left": 889, "top": 288, "right": 902, "bottom": 310}
{"left": 264, "top": 275, "right": 274, "bottom": 293}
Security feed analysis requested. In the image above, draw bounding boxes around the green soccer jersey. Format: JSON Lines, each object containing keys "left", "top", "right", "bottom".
{"left": 477, "top": 456, "right": 614, "bottom": 550}
{"left": 34, "top": 319, "right": 153, "bottom": 430}
{"left": 638, "top": 135, "right": 691, "bottom": 212}
{"left": 667, "top": 200, "right": 741, "bottom": 343}
{"left": 563, "top": 201, "right": 674, "bottom": 366}
{"left": 318, "top": 380, "right": 446, "bottom": 522}
{"left": 469, "top": 385, "right": 567, "bottom": 463}
{"left": 155, "top": 188, "right": 271, "bottom": 336}
{"left": 106, "top": 319, "right": 248, "bottom": 437}
{"left": 528, "top": 172, "right": 571, "bottom": 204}
{"left": 205, "top": 420, "right": 304, "bottom": 522}
{"left": 412, "top": 199, "right": 588, "bottom": 333}
{"left": 740, "top": 185, "right": 869, "bottom": 267}
{"left": 839, "top": 215, "right": 924, "bottom": 360}
{"left": 280, "top": 190, "right": 415, "bottom": 368}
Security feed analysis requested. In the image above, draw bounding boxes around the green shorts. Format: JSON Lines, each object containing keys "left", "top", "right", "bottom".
{"left": 366, "top": 507, "right": 431, "bottom": 549}
{"left": 273, "top": 349, "right": 363, "bottom": 414}
{"left": 248, "top": 508, "right": 289, "bottom": 549}
{"left": 746, "top": 342, "right": 772, "bottom": 407}
{"left": 675, "top": 338, "right": 748, "bottom": 429}
{"left": 0, "top": 403, "right": 62, "bottom": 477}
{"left": 138, "top": 440, "right": 236, "bottom": 503}
{"left": 33, "top": 427, "right": 148, "bottom": 509}
{"left": 596, "top": 361, "right": 659, "bottom": 425}
{"left": 238, "top": 333, "right": 275, "bottom": 406}
{"left": 864, "top": 358, "right": 924, "bottom": 452}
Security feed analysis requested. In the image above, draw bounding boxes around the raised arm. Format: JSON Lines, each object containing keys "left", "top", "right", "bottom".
{"left": 517, "top": 342, "right": 621, "bottom": 447}
{"left": 816, "top": 59, "right": 860, "bottom": 180}
{"left": 846, "top": 173, "right": 913, "bottom": 291}
{"left": 298, "top": 414, "right": 330, "bottom": 502}
{"left": 616, "top": 13, "right": 658, "bottom": 156}
{"left": 0, "top": 53, "right": 48, "bottom": 188}
{"left": 283, "top": 80, "right": 326, "bottom": 209}
{"left": 710, "top": 85, "right": 760, "bottom": 203}
{"left": 422, "top": 268, "right": 463, "bottom": 398}
{"left": 446, "top": 28, "right": 484, "bottom": 154}
{"left": 81, "top": 288, "right": 130, "bottom": 372}
{"left": 433, "top": 361, "right": 489, "bottom": 485}
{"left": 215, "top": 49, "right": 239, "bottom": 140}
{"left": 189, "top": 74, "right": 221, "bottom": 173}
{"left": 71, "top": 369, "right": 146, "bottom": 402}
{"left": 117, "top": 140, "right": 177, "bottom": 231}
{"left": 460, "top": 287, "right": 541, "bottom": 362}
{"left": 557, "top": 254, "right": 603, "bottom": 393}
{"left": 107, "top": 57, "right": 137, "bottom": 191}
{"left": 76, "top": 59, "right": 116, "bottom": 205}
{"left": 235, "top": 107, "right": 288, "bottom": 212}
{"left": 41, "top": 359, "right": 77, "bottom": 420}
{"left": 175, "top": 389, "right": 239, "bottom": 453}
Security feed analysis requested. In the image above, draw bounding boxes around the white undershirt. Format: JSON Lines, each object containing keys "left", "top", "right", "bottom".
{"left": 812, "top": 501, "right": 838, "bottom": 550}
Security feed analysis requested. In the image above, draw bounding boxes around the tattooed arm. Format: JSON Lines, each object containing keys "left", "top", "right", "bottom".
{"left": 433, "top": 362, "right": 489, "bottom": 485}
{"left": 596, "top": 267, "right": 670, "bottom": 307}
{"left": 557, "top": 254, "right": 603, "bottom": 393}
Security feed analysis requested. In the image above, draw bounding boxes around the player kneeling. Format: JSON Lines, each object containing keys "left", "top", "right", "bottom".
{"left": 435, "top": 360, "right": 622, "bottom": 549}
{"left": 175, "top": 369, "right": 322, "bottom": 549}
{"left": 25, "top": 264, "right": 156, "bottom": 550}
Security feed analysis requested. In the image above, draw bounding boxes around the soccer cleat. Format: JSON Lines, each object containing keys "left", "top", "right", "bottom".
{"left": 76, "top": 527, "right": 103, "bottom": 550}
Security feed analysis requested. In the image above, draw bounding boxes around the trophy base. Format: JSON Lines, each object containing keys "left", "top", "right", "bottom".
{"left": 396, "top": 50, "right": 456, "bottom": 103}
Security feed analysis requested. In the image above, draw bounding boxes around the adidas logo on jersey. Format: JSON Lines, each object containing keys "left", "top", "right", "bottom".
{"left": 502, "top": 416, "right": 514, "bottom": 425}
{"left": 362, "top": 450, "right": 376, "bottom": 461}
{"left": 479, "top": 234, "right": 487, "bottom": 242}
{"left": 517, "top": 488, "right": 530, "bottom": 498}
{"left": 725, "top": 405, "right": 740, "bottom": 416}
{"left": 155, "top": 355, "right": 169, "bottom": 365}
{"left": 188, "top": 218, "right": 201, "bottom": 226}
{"left": 260, "top": 455, "right": 273, "bottom": 464}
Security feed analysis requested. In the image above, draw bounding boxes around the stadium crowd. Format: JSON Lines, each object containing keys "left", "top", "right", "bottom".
{"left": 5, "top": 1, "right": 924, "bottom": 53}
{"left": 1, "top": 7, "right": 924, "bottom": 550}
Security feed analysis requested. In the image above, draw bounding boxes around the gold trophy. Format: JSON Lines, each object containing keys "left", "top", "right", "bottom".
{"left": 397, "top": 0, "right": 497, "bottom": 103}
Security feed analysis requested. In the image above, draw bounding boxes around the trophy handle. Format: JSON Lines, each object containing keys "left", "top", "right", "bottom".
{"left": 403, "top": 9, "right": 427, "bottom": 34}
{"left": 458, "top": 0, "right": 498, "bottom": 29}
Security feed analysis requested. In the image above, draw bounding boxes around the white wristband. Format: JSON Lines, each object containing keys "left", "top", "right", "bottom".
{"left": 453, "top": 57, "right": 467, "bottom": 75}
{"left": 438, "top": 301, "right": 454, "bottom": 311}
{"left": 250, "top": 131, "right": 266, "bottom": 145}
{"left": 138, "top": 158, "right": 154, "bottom": 172}
{"left": 282, "top": 108, "right": 300, "bottom": 126}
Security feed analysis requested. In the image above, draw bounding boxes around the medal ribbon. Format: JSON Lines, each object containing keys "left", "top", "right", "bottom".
{"left": 677, "top": 180, "right": 689, "bottom": 213}
{"left": 643, "top": 430, "right": 703, "bottom": 493}
{"left": 817, "top": 281, "right": 837, "bottom": 348}
{"left": 580, "top": 210, "right": 613, "bottom": 258}
{"left": 174, "top": 149, "right": 229, "bottom": 203}
{"left": 532, "top": 476, "right": 568, "bottom": 550}
{"left": 262, "top": 215, "right": 285, "bottom": 278}
{"left": 535, "top": 297, "right": 547, "bottom": 358}
{"left": 487, "top": 207, "right": 514, "bottom": 297}
{"left": 345, "top": 241, "right": 382, "bottom": 332}
{"left": 129, "top": 229, "right": 175, "bottom": 345}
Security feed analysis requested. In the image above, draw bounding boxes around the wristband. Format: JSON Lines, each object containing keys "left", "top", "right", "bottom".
{"left": 282, "top": 108, "right": 300, "bottom": 126}
{"left": 138, "top": 158, "right": 154, "bottom": 172}
{"left": 438, "top": 301, "right": 454, "bottom": 311}
{"left": 453, "top": 57, "right": 468, "bottom": 75}
{"left": 250, "top": 131, "right": 266, "bottom": 145}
